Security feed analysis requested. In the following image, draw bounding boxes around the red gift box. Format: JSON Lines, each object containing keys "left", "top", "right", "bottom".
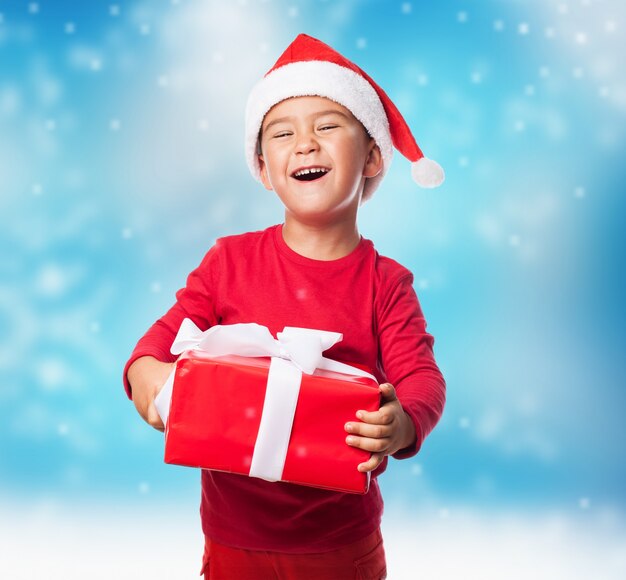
{"left": 164, "top": 349, "right": 380, "bottom": 493}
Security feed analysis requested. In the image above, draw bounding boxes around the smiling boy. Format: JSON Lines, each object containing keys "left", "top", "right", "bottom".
{"left": 124, "top": 34, "right": 446, "bottom": 579}
{"left": 258, "top": 96, "right": 380, "bottom": 254}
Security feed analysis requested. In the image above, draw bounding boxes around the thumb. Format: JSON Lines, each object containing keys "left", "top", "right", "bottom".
{"left": 379, "top": 383, "right": 397, "bottom": 403}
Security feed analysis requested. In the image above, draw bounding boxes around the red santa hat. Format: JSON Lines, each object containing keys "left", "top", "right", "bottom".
{"left": 245, "top": 34, "right": 444, "bottom": 200}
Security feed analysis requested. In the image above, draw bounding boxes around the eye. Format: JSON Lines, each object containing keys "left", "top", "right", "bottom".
{"left": 319, "top": 124, "right": 338, "bottom": 132}
{"left": 273, "top": 131, "right": 292, "bottom": 139}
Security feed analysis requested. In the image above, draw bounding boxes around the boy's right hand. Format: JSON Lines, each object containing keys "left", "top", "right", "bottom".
{"left": 127, "top": 356, "right": 176, "bottom": 432}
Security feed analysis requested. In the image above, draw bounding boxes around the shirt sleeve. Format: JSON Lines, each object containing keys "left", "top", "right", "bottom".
{"left": 122, "top": 244, "right": 221, "bottom": 399}
{"left": 376, "top": 273, "right": 446, "bottom": 459}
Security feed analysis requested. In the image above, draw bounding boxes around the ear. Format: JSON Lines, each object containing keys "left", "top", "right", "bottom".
{"left": 363, "top": 141, "right": 383, "bottom": 179}
{"left": 258, "top": 154, "right": 274, "bottom": 191}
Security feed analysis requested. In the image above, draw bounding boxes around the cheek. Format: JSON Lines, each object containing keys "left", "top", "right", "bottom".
{"left": 264, "top": 148, "right": 287, "bottom": 174}
{"left": 265, "top": 161, "right": 282, "bottom": 184}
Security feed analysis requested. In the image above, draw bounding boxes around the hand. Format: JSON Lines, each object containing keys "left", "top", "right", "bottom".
{"left": 344, "top": 383, "right": 416, "bottom": 473}
{"left": 127, "top": 356, "right": 175, "bottom": 432}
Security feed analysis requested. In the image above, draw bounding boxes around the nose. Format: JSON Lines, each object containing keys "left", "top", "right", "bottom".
{"left": 294, "top": 131, "right": 319, "bottom": 155}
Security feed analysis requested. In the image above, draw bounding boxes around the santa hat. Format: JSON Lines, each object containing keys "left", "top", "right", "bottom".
{"left": 245, "top": 34, "right": 444, "bottom": 200}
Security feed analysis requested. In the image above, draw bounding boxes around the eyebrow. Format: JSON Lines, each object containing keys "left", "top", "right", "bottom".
{"left": 262, "top": 109, "right": 352, "bottom": 133}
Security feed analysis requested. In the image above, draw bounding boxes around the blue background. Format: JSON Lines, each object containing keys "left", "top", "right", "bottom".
{"left": 1, "top": 0, "right": 625, "bottom": 577}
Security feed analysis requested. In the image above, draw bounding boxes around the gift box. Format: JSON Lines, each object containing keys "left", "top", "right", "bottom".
{"left": 156, "top": 320, "right": 380, "bottom": 494}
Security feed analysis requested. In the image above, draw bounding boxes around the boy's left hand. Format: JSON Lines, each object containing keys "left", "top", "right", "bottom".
{"left": 345, "top": 383, "right": 417, "bottom": 473}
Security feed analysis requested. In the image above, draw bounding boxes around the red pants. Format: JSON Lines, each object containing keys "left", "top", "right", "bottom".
{"left": 201, "top": 528, "right": 387, "bottom": 579}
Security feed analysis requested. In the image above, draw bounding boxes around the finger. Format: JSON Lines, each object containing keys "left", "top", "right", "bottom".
{"left": 147, "top": 402, "right": 165, "bottom": 432}
{"left": 379, "top": 383, "right": 397, "bottom": 403}
{"left": 346, "top": 434, "right": 391, "bottom": 454}
{"left": 345, "top": 421, "right": 392, "bottom": 440}
{"left": 358, "top": 452, "right": 385, "bottom": 473}
{"left": 355, "top": 407, "right": 394, "bottom": 425}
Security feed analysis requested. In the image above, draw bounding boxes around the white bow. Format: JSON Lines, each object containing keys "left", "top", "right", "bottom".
{"left": 170, "top": 318, "right": 368, "bottom": 377}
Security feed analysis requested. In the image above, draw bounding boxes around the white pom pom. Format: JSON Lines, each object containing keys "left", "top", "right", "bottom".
{"left": 411, "top": 158, "right": 445, "bottom": 188}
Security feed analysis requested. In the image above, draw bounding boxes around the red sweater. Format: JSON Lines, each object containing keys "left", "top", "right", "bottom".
{"left": 123, "top": 224, "right": 445, "bottom": 552}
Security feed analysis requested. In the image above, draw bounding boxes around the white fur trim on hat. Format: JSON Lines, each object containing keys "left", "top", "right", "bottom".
{"left": 245, "top": 60, "right": 394, "bottom": 200}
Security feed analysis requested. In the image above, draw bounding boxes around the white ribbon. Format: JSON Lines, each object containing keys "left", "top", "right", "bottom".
{"left": 155, "top": 318, "right": 377, "bottom": 482}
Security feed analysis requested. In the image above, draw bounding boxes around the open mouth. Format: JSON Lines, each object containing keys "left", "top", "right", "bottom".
{"left": 291, "top": 167, "right": 330, "bottom": 182}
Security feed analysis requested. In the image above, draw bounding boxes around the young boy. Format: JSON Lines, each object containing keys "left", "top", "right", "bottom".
{"left": 124, "top": 34, "right": 446, "bottom": 579}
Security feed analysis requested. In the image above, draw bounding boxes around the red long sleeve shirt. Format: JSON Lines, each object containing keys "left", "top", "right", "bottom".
{"left": 123, "top": 224, "right": 445, "bottom": 552}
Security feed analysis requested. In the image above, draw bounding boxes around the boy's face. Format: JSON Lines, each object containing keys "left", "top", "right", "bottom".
{"left": 258, "top": 96, "right": 382, "bottom": 226}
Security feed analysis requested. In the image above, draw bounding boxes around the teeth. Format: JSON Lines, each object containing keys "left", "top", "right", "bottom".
{"left": 294, "top": 167, "right": 329, "bottom": 177}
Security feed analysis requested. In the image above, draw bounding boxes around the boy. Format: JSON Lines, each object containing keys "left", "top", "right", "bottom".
{"left": 124, "top": 34, "right": 446, "bottom": 579}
